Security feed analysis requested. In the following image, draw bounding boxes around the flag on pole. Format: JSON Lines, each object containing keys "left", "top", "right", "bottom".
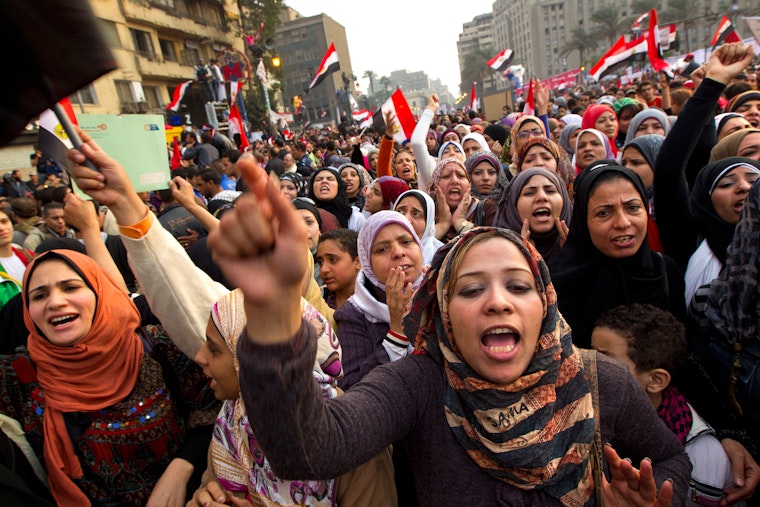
{"left": 470, "top": 82, "right": 480, "bottom": 112}
{"left": 256, "top": 59, "right": 269, "bottom": 87}
{"left": 0, "top": 0, "right": 117, "bottom": 147}
{"left": 523, "top": 79, "right": 535, "bottom": 116}
{"left": 360, "top": 107, "right": 375, "bottom": 130}
{"left": 631, "top": 11, "right": 650, "bottom": 30}
{"left": 309, "top": 42, "right": 340, "bottom": 90}
{"left": 167, "top": 80, "right": 193, "bottom": 111}
{"left": 487, "top": 49, "right": 514, "bottom": 72}
{"left": 352, "top": 109, "right": 370, "bottom": 123}
{"left": 711, "top": 15, "right": 742, "bottom": 49}
{"left": 37, "top": 98, "right": 78, "bottom": 174}
{"left": 349, "top": 93, "right": 360, "bottom": 111}
{"left": 647, "top": 9, "right": 671, "bottom": 73}
{"left": 590, "top": 35, "right": 648, "bottom": 81}
{"left": 228, "top": 103, "right": 249, "bottom": 151}
{"left": 371, "top": 89, "right": 416, "bottom": 143}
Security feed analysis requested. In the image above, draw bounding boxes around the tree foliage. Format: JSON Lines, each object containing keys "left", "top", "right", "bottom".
{"left": 591, "top": 6, "right": 628, "bottom": 46}
{"left": 459, "top": 46, "right": 495, "bottom": 95}
{"left": 560, "top": 27, "right": 595, "bottom": 67}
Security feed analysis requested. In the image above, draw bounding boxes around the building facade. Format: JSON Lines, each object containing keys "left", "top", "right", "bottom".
{"left": 275, "top": 9, "right": 355, "bottom": 125}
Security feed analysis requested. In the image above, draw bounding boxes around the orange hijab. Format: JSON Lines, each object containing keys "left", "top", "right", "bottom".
{"left": 23, "top": 250, "right": 144, "bottom": 507}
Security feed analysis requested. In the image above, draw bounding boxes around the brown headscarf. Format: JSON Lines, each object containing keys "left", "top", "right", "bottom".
{"left": 23, "top": 250, "right": 143, "bottom": 507}
{"left": 709, "top": 128, "right": 760, "bottom": 163}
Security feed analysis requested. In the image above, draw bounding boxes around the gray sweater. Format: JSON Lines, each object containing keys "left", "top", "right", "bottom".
{"left": 239, "top": 321, "right": 691, "bottom": 506}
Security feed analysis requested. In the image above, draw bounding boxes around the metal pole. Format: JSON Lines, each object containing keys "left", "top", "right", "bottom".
{"left": 259, "top": 58, "right": 271, "bottom": 112}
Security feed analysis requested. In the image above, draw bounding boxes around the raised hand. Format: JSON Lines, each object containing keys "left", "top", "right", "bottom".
{"left": 426, "top": 94, "right": 440, "bottom": 112}
{"left": 207, "top": 154, "right": 307, "bottom": 344}
{"left": 706, "top": 41, "right": 755, "bottom": 85}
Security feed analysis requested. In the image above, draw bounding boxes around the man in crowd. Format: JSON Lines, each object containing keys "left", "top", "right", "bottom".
{"left": 22, "top": 202, "right": 76, "bottom": 252}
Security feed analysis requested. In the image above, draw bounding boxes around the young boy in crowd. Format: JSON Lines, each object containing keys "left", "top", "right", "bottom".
{"left": 591, "top": 304, "right": 744, "bottom": 507}
{"left": 316, "top": 228, "right": 360, "bottom": 310}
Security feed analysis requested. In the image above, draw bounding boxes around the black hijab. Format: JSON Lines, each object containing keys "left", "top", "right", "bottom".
{"left": 307, "top": 166, "right": 353, "bottom": 228}
{"left": 691, "top": 157, "right": 760, "bottom": 266}
{"left": 548, "top": 163, "right": 671, "bottom": 347}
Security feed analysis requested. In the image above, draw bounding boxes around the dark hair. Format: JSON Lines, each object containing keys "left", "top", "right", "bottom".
{"left": 724, "top": 82, "right": 752, "bottom": 101}
{"left": 594, "top": 304, "right": 686, "bottom": 376}
{"left": 318, "top": 228, "right": 359, "bottom": 259}
{"left": 41, "top": 201, "right": 64, "bottom": 216}
{"left": 221, "top": 149, "right": 241, "bottom": 163}
{"left": 638, "top": 80, "right": 654, "bottom": 92}
{"left": 174, "top": 165, "right": 198, "bottom": 180}
{"left": 10, "top": 197, "right": 38, "bottom": 219}
{"left": 200, "top": 169, "right": 221, "bottom": 185}
{"left": 200, "top": 131, "right": 212, "bottom": 144}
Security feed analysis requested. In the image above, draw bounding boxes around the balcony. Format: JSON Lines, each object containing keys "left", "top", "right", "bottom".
{"left": 120, "top": 0, "right": 231, "bottom": 42}
{"left": 134, "top": 52, "right": 193, "bottom": 80}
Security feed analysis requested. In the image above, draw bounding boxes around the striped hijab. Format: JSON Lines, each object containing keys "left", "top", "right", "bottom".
{"left": 405, "top": 228, "right": 595, "bottom": 506}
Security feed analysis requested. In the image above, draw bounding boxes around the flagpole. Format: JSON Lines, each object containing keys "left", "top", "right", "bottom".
{"left": 52, "top": 103, "right": 98, "bottom": 172}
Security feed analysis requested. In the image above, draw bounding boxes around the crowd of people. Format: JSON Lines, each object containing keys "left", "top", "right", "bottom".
{"left": 1, "top": 40, "right": 760, "bottom": 506}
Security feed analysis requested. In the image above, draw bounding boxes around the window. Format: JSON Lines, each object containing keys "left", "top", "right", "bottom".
{"left": 181, "top": 48, "right": 200, "bottom": 66}
{"left": 159, "top": 38, "right": 178, "bottom": 62}
{"left": 143, "top": 85, "right": 162, "bottom": 110}
{"left": 150, "top": 0, "right": 175, "bottom": 7}
{"left": 97, "top": 19, "right": 121, "bottom": 48}
{"left": 68, "top": 84, "right": 98, "bottom": 106}
{"left": 130, "top": 28, "right": 155, "bottom": 59}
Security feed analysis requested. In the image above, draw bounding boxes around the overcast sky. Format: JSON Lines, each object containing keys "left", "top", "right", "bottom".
{"left": 283, "top": 0, "right": 497, "bottom": 96}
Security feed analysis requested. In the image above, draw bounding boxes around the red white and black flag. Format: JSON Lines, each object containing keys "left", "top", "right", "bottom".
{"left": 37, "top": 98, "right": 78, "bottom": 176}
{"left": 711, "top": 15, "right": 742, "bottom": 49}
{"left": 647, "top": 9, "right": 671, "bottom": 73}
{"left": 372, "top": 89, "right": 416, "bottom": 143}
{"left": 487, "top": 49, "right": 514, "bottom": 72}
{"left": 590, "top": 35, "right": 648, "bottom": 81}
{"left": 167, "top": 80, "right": 193, "bottom": 112}
{"left": 0, "top": 0, "right": 117, "bottom": 146}
{"left": 469, "top": 82, "right": 480, "bottom": 112}
{"left": 309, "top": 43, "right": 340, "bottom": 90}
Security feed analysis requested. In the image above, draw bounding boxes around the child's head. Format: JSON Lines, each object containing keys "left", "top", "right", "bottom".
{"left": 317, "top": 229, "right": 360, "bottom": 297}
{"left": 591, "top": 304, "right": 687, "bottom": 407}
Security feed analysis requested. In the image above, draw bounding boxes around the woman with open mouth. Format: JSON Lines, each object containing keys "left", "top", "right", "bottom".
{"left": 307, "top": 166, "right": 366, "bottom": 232}
{"left": 495, "top": 166, "right": 572, "bottom": 262}
{"left": 7, "top": 249, "right": 220, "bottom": 506}
{"left": 573, "top": 129, "right": 616, "bottom": 176}
{"left": 207, "top": 172, "right": 691, "bottom": 504}
{"left": 332, "top": 210, "right": 424, "bottom": 390}
{"left": 430, "top": 158, "right": 497, "bottom": 242}
{"left": 548, "top": 164, "right": 686, "bottom": 348}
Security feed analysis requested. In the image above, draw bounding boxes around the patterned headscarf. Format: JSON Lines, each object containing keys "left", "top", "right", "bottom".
{"left": 705, "top": 178, "right": 760, "bottom": 348}
{"left": 405, "top": 228, "right": 595, "bottom": 506}
{"left": 517, "top": 137, "right": 575, "bottom": 190}
{"left": 208, "top": 289, "right": 343, "bottom": 505}
{"left": 279, "top": 172, "right": 307, "bottom": 197}
{"left": 510, "top": 115, "right": 547, "bottom": 165}
{"left": 464, "top": 150, "right": 509, "bottom": 201}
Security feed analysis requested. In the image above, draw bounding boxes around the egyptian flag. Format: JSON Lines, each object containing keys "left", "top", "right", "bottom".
{"left": 167, "top": 80, "right": 193, "bottom": 112}
{"left": 631, "top": 11, "right": 649, "bottom": 30}
{"left": 170, "top": 138, "right": 182, "bottom": 170}
{"left": 352, "top": 109, "right": 370, "bottom": 123}
{"left": 523, "top": 79, "right": 535, "bottom": 116}
{"left": 487, "top": 49, "right": 514, "bottom": 72}
{"left": 0, "top": 0, "right": 117, "bottom": 147}
{"left": 309, "top": 43, "right": 340, "bottom": 90}
{"left": 372, "top": 89, "right": 416, "bottom": 143}
{"left": 711, "top": 16, "right": 741, "bottom": 49}
{"left": 37, "top": 98, "right": 78, "bottom": 174}
{"left": 470, "top": 82, "right": 480, "bottom": 112}
{"left": 590, "top": 35, "right": 648, "bottom": 81}
{"left": 359, "top": 107, "right": 375, "bottom": 130}
{"left": 228, "top": 81, "right": 250, "bottom": 151}
{"left": 647, "top": 10, "right": 671, "bottom": 73}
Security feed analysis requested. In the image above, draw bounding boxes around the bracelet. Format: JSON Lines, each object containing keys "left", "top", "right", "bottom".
{"left": 384, "top": 134, "right": 394, "bottom": 141}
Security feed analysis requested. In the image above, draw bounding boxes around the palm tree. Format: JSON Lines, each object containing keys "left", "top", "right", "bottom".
{"left": 591, "top": 6, "right": 628, "bottom": 46}
{"left": 363, "top": 70, "right": 377, "bottom": 96}
{"left": 630, "top": 0, "right": 659, "bottom": 18}
{"left": 363, "top": 70, "right": 376, "bottom": 96}
{"left": 459, "top": 46, "right": 495, "bottom": 95}
{"left": 379, "top": 76, "right": 391, "bottom": 92}
{"left": 560, "top": 27, "right": 595, "bottom": 68}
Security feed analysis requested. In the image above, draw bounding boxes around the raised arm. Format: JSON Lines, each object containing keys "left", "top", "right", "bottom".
{"left": 67, "top": 127, "right": 228, "bottom": 357}
{"left": 410, "top": 95, "right": 439, "bottom": 190}
{"left": 653, "top": 42, "right": 755, "bottom": 271}
{"left": 169, "top": 176, "right": 219, "bottom": 233}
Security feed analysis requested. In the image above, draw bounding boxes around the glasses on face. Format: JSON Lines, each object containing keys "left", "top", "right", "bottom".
{"left": 516, "top": 129, "right": 543, "bottom": 139}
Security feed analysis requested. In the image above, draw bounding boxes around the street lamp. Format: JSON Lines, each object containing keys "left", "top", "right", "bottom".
{"left": 271, "top": 56, "right": 280, "bottom": 68}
